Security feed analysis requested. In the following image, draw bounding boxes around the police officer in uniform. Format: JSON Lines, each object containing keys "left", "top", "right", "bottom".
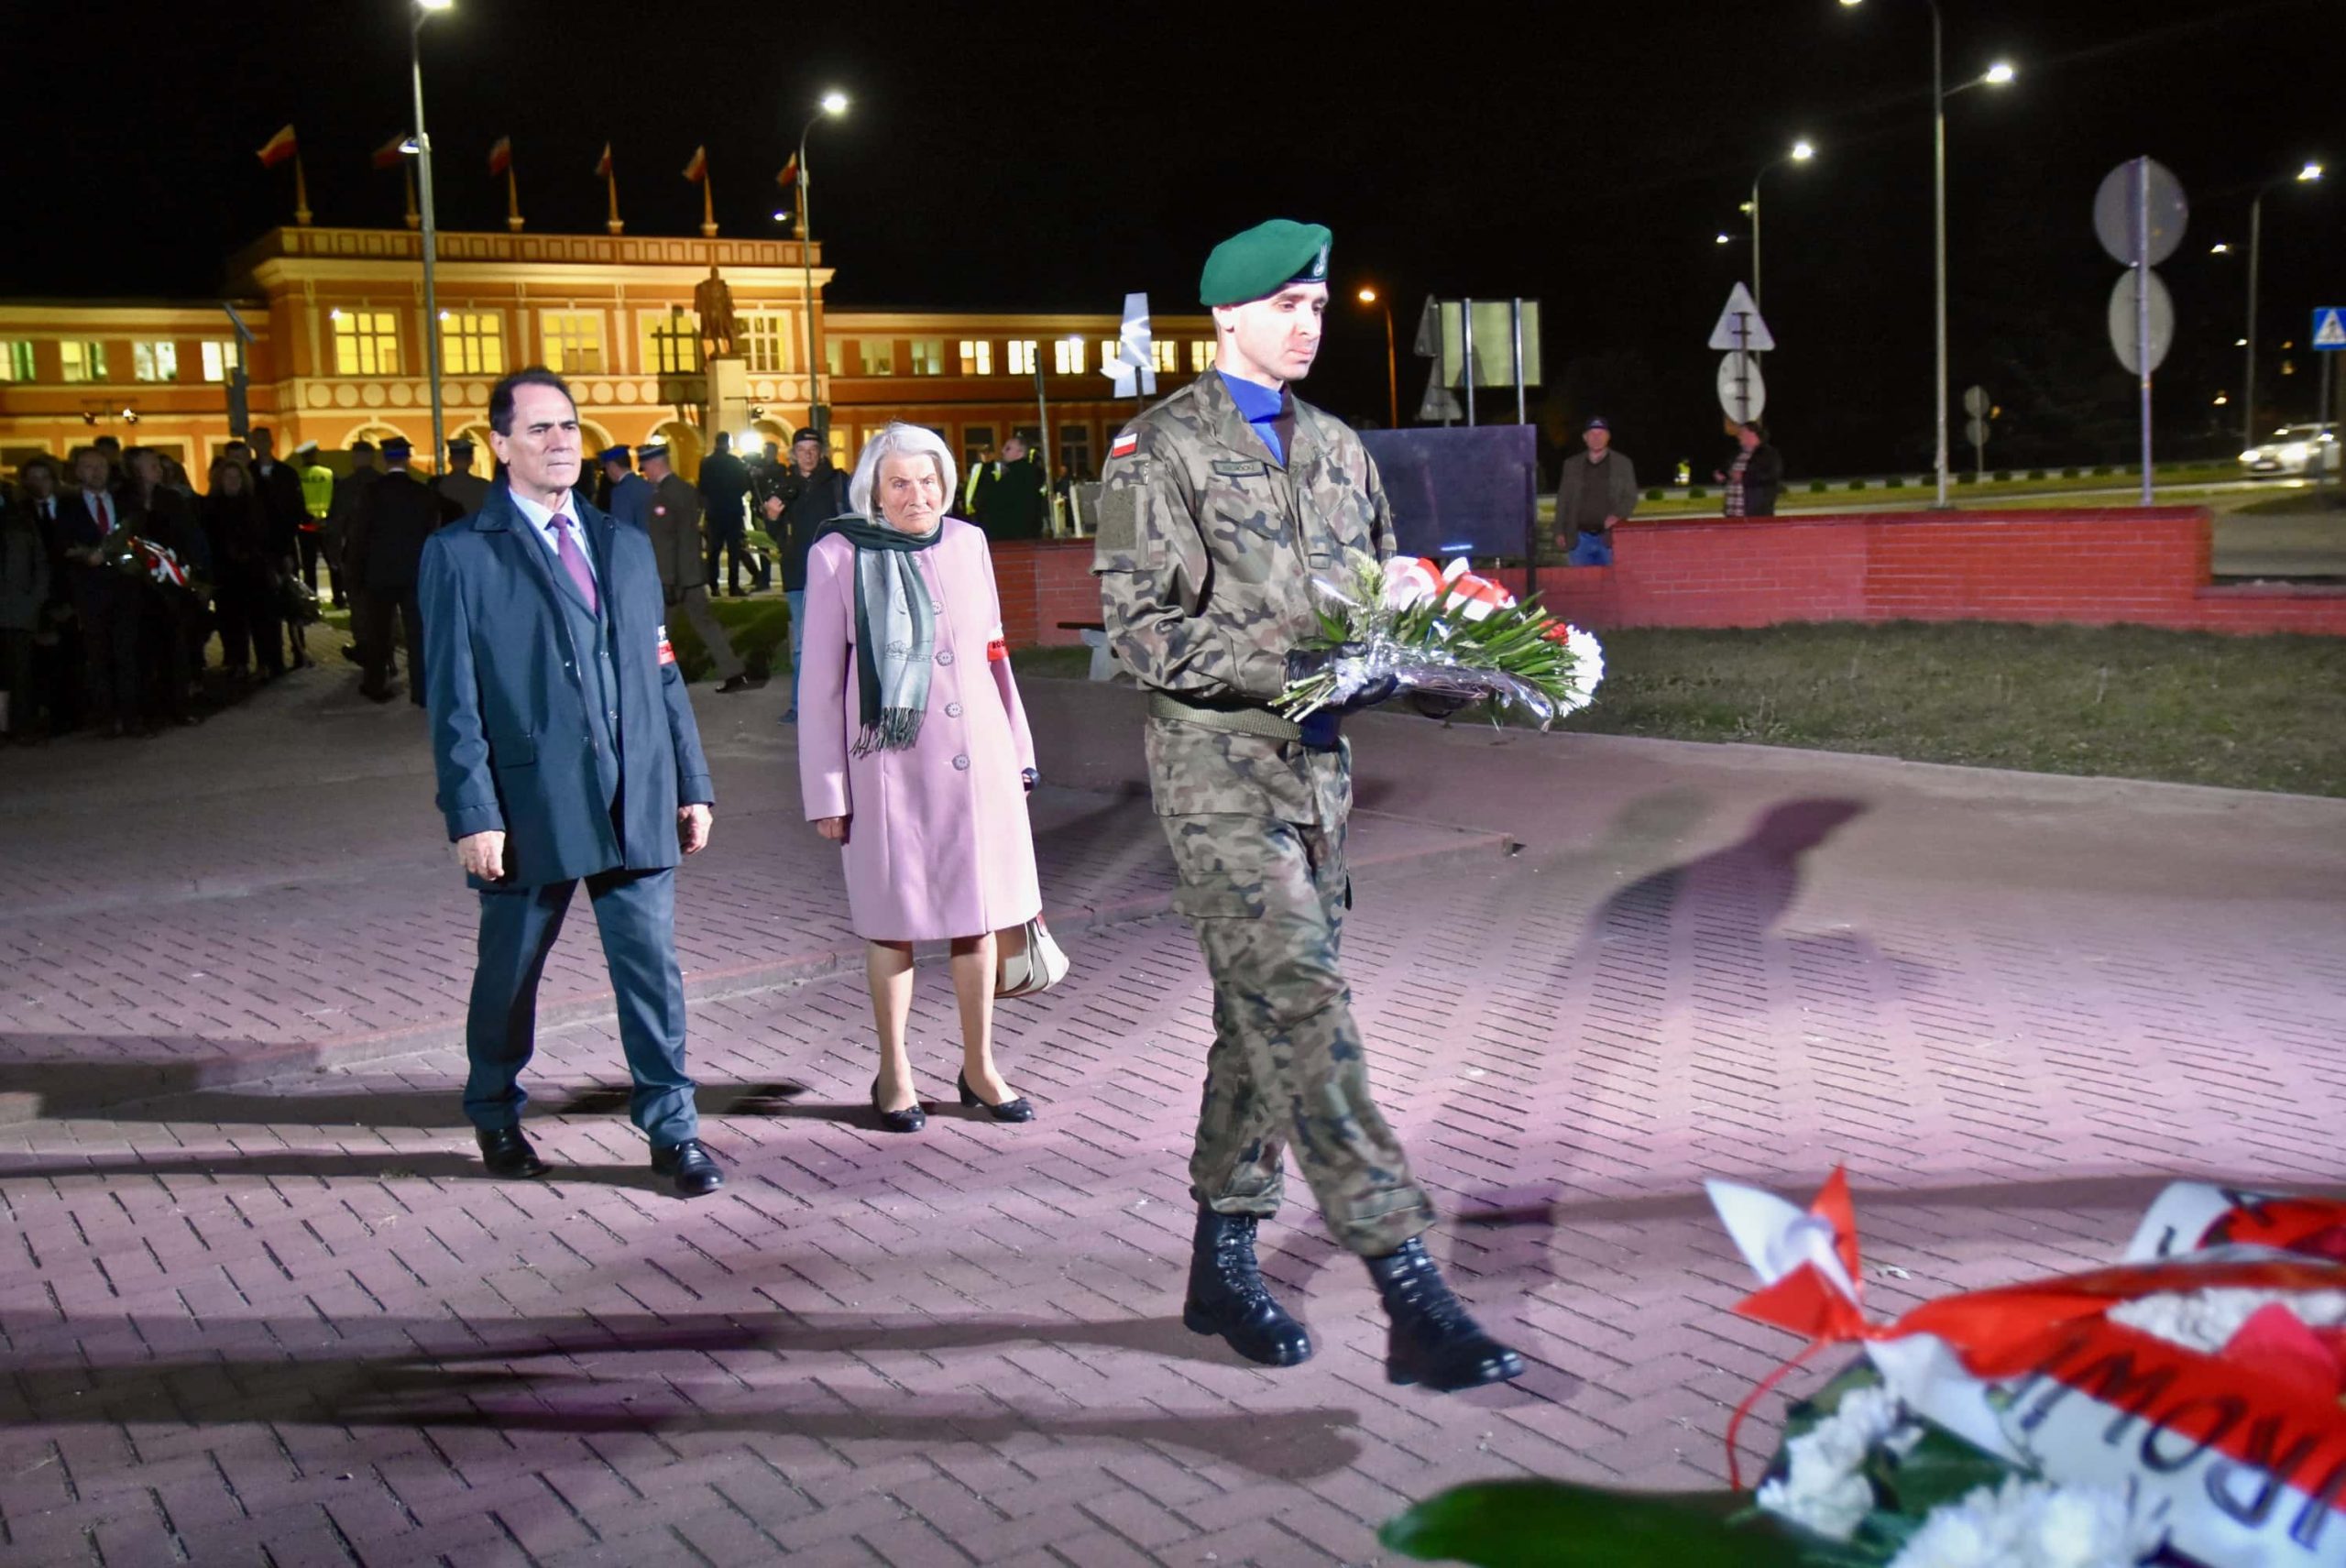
{"left": 1094, "top": 221, "right": 1523, "bottom": 1393}
{"left": 597, "top": 444, "right": 654, "bottom": 530}
{"left": 640, "top": 441, "right": 750, "bottom": 695}
{"left": 434, "top": 437, "right": 493, "bottom": 520}
{"left": 342, "top": 435, "right": 437, "bottom": 704}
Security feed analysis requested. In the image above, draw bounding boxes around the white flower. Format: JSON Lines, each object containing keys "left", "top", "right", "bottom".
{"left": 1381, "top": 555, "right": 1442, "bottom": 612}
{"left": 1753, "top": 1386, "right": 1912, "bottom": 1541}
{"left": 1888, "top": 1478, "right": 2162, "bottom": 1568}
{"left": 2108, "top": 1288, "right": 2346, "bottom": 1355}
{"left": 1559, "top": 625, "right": 1605, "bottom": 710}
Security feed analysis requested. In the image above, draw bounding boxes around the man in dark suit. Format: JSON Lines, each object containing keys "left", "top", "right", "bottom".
{"left": 420, "top": 368, "right": 725, "bottom": 1197}
{"left": 343, "top": 436, "right": 438, "bottom": 705}
{"left": 325, "top": 439, "right": 380, "bottom": 609}
{"left": 696, "top": 432, "right": 754, "bottom": 595}
{"left": 641, "top": 441, "right": 749, "bottom": 694}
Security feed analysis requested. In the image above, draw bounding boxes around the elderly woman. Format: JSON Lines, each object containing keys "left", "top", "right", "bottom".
{"left": 799, "top": 422, "right": 1044, "bottom": 1134}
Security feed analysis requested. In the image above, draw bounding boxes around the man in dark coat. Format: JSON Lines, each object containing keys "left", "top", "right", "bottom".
{"left": 420, "top": 368, "right": 724, "bottom": 1197}
{"left": 759, "top": 425, "right": 849, "bottom": 721}
{"left": 343, "top": 436, "right": 439, "bottom": 704}
{"left": 641, "top": 441, "right": 748, "bottom": 693}
{"left": 972, "top": 433, "right": 1048, "bottom": 541}
{"left": 696, "top": 432, "right": 755, "bottom": 595}
{"left": 433, "top": 437, "right": 494, "bottom": 521}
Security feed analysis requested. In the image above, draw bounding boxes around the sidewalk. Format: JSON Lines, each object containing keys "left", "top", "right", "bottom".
{"left": 3, "top": 665, "right": 2342, "bottom": 1566}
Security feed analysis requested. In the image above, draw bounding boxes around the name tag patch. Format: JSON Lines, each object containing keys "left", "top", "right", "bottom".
{"left": 1211, "top": 459, "right": 1267, "bottom": 477}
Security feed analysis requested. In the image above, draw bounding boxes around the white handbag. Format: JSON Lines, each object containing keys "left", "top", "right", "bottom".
{"left": 995, "top": 915, "right": 1069, "bottom": 998}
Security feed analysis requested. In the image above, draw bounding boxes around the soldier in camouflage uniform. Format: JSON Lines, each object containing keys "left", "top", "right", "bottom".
{"left": 1094, "top": 220, "right": 1523, "bottom": 1393}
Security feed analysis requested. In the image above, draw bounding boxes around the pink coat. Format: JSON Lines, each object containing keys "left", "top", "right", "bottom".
{"left": 798, "top": 519, "right": 1043, "bottom": 941}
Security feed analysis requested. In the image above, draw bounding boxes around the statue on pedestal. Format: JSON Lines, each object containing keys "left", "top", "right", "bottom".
{"left": 694, "top": 265, "right": 739, "bottom": 361}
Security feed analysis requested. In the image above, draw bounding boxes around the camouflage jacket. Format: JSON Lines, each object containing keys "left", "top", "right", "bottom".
{"left": 1094, "top": 369, "right": 1392, "bottom": 821}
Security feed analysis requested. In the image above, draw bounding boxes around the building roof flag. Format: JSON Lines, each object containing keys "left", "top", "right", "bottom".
{"left": 256, "top": 125, "right": 297, "bottom": 169}
{"left": 775, "top": 154, "right": 798, "bottom": 192}
{"left": 595, "top": 143, "right": 612, "bottom": 180}
{"left": 487, "top": 137, "right": 512, "bottom": 177}
{"left": 372, "top": 135, "right": 407, "bottom": 171}
{"left": 682, "top": 146, "right": 707, "bottom": 184}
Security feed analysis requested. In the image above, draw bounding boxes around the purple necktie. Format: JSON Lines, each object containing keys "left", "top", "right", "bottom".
{"left": 551, "top": 514, "right": 597, "bottom": 614}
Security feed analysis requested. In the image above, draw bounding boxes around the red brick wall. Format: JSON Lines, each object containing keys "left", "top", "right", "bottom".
{"left": 1527, "top": 509, "right": 2346, "bottom": 638}
{"left": 990, "top": 510, "right": 2346, "bottom": 647}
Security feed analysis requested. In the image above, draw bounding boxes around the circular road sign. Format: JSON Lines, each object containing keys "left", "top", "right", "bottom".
{"left": 2109, "top": 269, "right": 2176, "bottom": 375}
{"left": 2095, "top": 158, "right": 2188, "bottom": 267}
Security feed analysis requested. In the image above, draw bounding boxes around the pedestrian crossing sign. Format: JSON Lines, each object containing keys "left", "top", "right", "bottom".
{"left": 2316, "top": 307, "right": 2346, "bottom": 350}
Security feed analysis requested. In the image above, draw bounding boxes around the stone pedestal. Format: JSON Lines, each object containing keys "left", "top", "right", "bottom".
{"left": 704, "top": 356, "right": 751, "bottom": 449}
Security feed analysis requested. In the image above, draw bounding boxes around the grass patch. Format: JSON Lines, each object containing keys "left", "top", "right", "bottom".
{"left": 2235, "top": 489, "right": 2346, "bottom": 518}
{"left": 669, "top": 596, "right": 796, "bottom": 683}
{"left": 1012, "top": 646, "right": 1098, "bottom": 681}
{"left": 1558, "top": 621, "right": 2346, "bottom": 795}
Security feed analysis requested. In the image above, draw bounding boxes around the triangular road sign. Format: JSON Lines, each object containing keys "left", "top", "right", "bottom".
{"left": 1708, "top": 282, "right": 1776, "bottom": 352}
{"left": 2315, "top": 308, "right": 2346, "bottom": 349}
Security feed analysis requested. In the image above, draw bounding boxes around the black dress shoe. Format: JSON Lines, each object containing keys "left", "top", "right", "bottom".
{"left": 957, "top": 1071, "right": 1035, "bottom": 1123}
{"left": 871, "top": 1078, "right": 926, "bottom": 1134}
{"left": 1366, "top": 1237, "right": 1525, "bottom": 1392}
{"left": 651, "top": 1138, "right": 724, "bottom": 1197}
{"left": 477, "top": 1125, "right": 550, "bottom": 1179}
{"left": 1183, "top": 1208, "right": 1313, "bottom": 1366}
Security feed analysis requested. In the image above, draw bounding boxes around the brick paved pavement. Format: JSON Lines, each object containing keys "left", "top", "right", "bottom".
{"left": 3, "top": 667, "right": 2343, "bottom": 1566}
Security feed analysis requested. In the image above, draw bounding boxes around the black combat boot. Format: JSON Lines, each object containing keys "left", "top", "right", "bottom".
{"left": 1365, "top": 1238, "right": 1525, "bottom": 1391}
{"left": 1182, "top": 1208, "right": 1314, "bottom": 1366}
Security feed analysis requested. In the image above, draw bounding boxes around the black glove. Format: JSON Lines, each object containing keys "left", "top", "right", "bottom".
{"left": 1021, "top": 767, "right": 1039, "bottom": 794}
{"left": 1284, "top": 645, "right": 1398, "bottom": 714}
{"left": 1409, "top": 691, "right": 1474, "bottom": 720}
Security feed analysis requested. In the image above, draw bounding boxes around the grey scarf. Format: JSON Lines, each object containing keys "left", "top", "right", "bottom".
{"left": 815, "top": 513, "right": 941, "bottom": 754}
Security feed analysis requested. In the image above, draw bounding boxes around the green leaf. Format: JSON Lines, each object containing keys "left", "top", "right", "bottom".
{"left": 1380, "top": 1480, "right": 1810, "bottom": 1567}
{"left": 1869, "top": 1425, "right": 2013, "bottom": 1517}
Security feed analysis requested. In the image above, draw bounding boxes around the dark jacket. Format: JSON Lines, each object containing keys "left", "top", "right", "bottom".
{"left": 973, "top": 454, "right": 1048, "bottom": 541}
{"left": 420, "top": 484, "right": 714, "bottom": 889}
{"left": 645, "top": 473, "right": 706, "bottom": 593}
{"left": 199, "top": 488, "right": 275, "bottom": 591}
{"left": 696, "top": 451, "right": 752, "bottom": 540}
{"left": 124, "top": 487, "right": 211, "bottom": 582}
{"left": 252, "top": 458, "right": 309, "bottom": 560}
{"left": 342, "top": 468, "right": 441, "bottom": 593}
{"left": 1554, "top": 449, "right": 1640, "bottom": 538}
{"left": 0, "top": 510, "right": 49, "bottom": 631}
{"left": 1728, "top": 442, "right": 1785, "bottom": 517}
{"left": 773, "top": 464, "right": 849, "bottom": 592}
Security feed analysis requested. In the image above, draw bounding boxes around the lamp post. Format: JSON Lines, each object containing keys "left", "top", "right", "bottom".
{"left": 2243, "top": 160, "right": 2325, "bottom": 455}
{"left": 1839, "top": 0, "right": 2014, "bottom": 509}
{"left": 1746, "top": 139, "right": 1814, "bottom": 311}
{"left": 410, "top": 0, "right": 452, "bottom": 474}
{"left": 795, "top": 91, "right": 849, "bottom": 439}
{"left": 1358, "top": 287, "right": 1398, "bottom": 429}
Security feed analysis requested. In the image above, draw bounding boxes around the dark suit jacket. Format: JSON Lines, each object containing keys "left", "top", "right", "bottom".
{"left": 344, "top": 469, "right": 440, "bottom": 593}
{"left": 696, "top": 452, "right": 751, "bottom": 539}
{"left": 253, "top": 460, "right": 310, "bottom": 559}
{"left": 420, "top": 483, "right": 715, "bottom": 890}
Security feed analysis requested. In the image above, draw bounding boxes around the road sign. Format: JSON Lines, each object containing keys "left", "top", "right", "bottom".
{"left": 2109, "top": 269, "right": 2175, "bottom": 375}
{"left": 1716, "top": 351, "right": 1766, "bottom": 422}
{"left": 2315, "top": 308, "right": 2346, "bottom": 350}
{"left": 1965, "top": 416, "right": 1988, "bottom": 448}
{"left": 1417, "top": 365, "right": 1463, "bottom": 422}
{"left": 1707, "top": 283, "right": 1775, "bottom": 353}
{"left": 2095, "top": 158, "right": 2187, "bottom": 267}
{"left": 1962, "top": 385, "right": 1989, "bottom": 418}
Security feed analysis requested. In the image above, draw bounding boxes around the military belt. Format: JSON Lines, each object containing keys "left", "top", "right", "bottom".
{"left": 1147, "top": 691, "right": 1304, "bottom": 743}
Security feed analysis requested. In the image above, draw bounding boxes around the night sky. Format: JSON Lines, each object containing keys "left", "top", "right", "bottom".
{"left": 5, "top": 0, "right": 2336, "bottom": 476}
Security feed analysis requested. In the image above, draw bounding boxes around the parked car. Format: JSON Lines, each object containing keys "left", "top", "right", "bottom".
{"left": 2239, "top": 422, "right": 2339, "bottom": 477}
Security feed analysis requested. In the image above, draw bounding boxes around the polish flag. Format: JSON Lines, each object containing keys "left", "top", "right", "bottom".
{"left": 256, "top": 125, "right": 298, "bottom": 169}
{"left": 681, "top": 145, "right": 707, "bottom": 183}
{"left": 371, "top": 135, "right": 407, "bottom": 170}
{"left": 774, "top": 154, "right": 797, "bottom": 192}
{"left": 487, "top": 137, "right": 512, "bottom": 177}
{"left": 595, "top": 143, "right": 613, "bottom": 179}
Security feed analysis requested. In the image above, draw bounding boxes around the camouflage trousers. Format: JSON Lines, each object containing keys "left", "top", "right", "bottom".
{"left": 1162, "top": 811, "right": 1434, "bottom": 1256}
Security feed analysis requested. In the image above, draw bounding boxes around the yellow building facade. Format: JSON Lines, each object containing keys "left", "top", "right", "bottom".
{"left": 0, "top": 222, "right": 1212, "bottom": 487}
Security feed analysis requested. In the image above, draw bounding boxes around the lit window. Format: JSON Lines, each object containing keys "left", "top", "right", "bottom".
{"left": 740, "top": 313, "right": 792, "bottom": 373}
{"left": 1153, "top": 340, "right": 1179, "bottom": 373}
{"left": 539, "top": 312, "right": 603, "bottom": 374}
{"left": 332, "top": 310, "right": 401, "bottom": 376}
{"left": 0, "top": 342, "right": 33, "bottom": 381}
{"left": 641, "top": 313, "right": 699, "bottom": 375}
{"left": 441, "top": 312, "right": 507, "bottom": 376}
{"left": 60, "top": 342, "right": 109, "bottom": 383}
{"left": 957, "top": 339, "right": 992, "bottom": 376}
{"left": 1005, "top": 340, "right": 1037, "bottom": 376}
{"left": 824, "top": 337, "right": 842, "bottom": 377}
{"left": 132, "top": 342, "right": 181, "bottom": 382}
{"left": 962, "top": 425, "right": 994, "bottom": 469}
{"left": 859, "top": 340, "right": 894, "bottom": 376}
{"left": 1099, "top": 340, "right": 1120, "bottom": 373}
{"left": 199, "top": 341, "right": 237, "bottom": 382}
{"left": 1189, "top": 340, "right": 1213, "bottom": 372}
{"left": 908, "top": 339, "right": 945, "bottom": 376}
{"left": 1051, "top": 337, "right": 1085, "bottom": 375}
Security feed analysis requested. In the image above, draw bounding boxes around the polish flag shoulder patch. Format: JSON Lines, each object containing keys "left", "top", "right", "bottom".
{"left": 986, "top": 638, "right": 1009, "bottom": 663}
{"left": 1110, "top": 431, "right": 1139, "bottom": 460}
{"left": 656, "top": 624, "right": 676, "bottom": 666}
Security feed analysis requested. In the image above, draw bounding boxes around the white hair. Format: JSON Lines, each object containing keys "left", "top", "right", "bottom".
{"left": 848, "top": 422, "right": 958, "bottom": 521}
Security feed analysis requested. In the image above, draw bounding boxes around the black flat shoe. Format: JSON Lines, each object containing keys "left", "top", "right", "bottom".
{"left": 477, "top": 1125, "right": 550, "bottom": 1179}
{"left": 871, "top": 1078, "right": 926, "bottom": 1134}
{"left": 957, "top": 1071, "right": 1036, "bottom": 1123}
{"left": 650, "top": 1138, "right": 725, "bottom": 1197}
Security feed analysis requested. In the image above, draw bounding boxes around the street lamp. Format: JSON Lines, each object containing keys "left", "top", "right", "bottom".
{"left": 410, "top": 0, "right": 450, "bottom": 474}
{"left": 1840, "top": 0, "right": 2015, "bottom": 509}
{"left": 2242, "top": 159, "right": 2325, "bottom": 455}
{"left": 794, "top": 91, "right": 850, "bottom": 435}
{"left": 1358, "top": 287, "right": 1398, "bottom": 429}
{"left": 1747, "top": 138, "right": 1814, "bottom": 312}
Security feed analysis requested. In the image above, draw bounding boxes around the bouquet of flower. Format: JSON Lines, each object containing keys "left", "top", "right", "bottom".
{"left": 103, "top": 528, "right": 195, "bottom": 595}
{"left": 1380, "top": 1174, "right": 2346, "bottom": 1568}
{"left": 1273, "top": 549, "right": 1603, "bottom": 729}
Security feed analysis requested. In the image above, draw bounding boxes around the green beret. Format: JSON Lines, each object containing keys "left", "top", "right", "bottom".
{"left": 1200, "top": 219, "right": 1332, "bottom": 307}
